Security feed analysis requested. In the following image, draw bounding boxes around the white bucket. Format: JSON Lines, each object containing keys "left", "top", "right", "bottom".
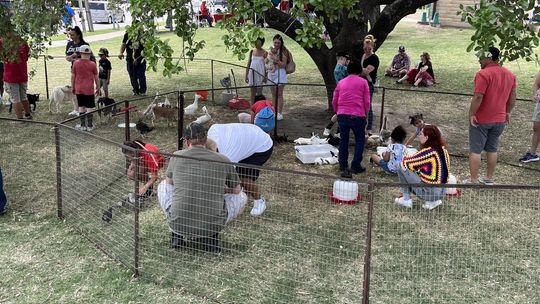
{"left": 333, "top": 180, "right": 359, "bottom": 201}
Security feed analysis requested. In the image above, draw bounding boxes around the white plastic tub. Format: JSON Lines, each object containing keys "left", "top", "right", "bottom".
{"left": 295, "top": 144, "right": 339, "bottom": 164}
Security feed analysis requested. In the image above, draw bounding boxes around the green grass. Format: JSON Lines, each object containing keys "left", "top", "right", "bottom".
{"left": 1, "top": 21, "right": 540, "bottom": 303}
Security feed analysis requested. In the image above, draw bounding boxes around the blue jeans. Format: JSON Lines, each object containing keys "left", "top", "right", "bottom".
{"left": 0, "top": 167, "right": 6, "bottom": 212}
{"left": 367, "top": 84, "right": 374, "bottom": 131}
{"left": 397, "top": 168, "right": 445, "bottom": 201}
{"left": 337, "top": 114, "right": 366, "bottom": 170}
{"left": 126, "top": 61, "right": 147, "bottom": 94}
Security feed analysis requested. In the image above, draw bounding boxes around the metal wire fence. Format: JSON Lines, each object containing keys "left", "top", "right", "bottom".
{"left": 1, "top": 118, "right": 539, "bottom": 303}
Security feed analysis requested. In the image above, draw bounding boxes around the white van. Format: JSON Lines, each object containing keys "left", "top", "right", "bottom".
{"left": 87, "top": 1, "right": 125, "bottom": 24}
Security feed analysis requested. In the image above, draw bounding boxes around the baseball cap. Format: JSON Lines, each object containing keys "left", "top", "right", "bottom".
{"left": 79, "top": 45, "right": 92, "bottom": 54}
{"left": 398, "top": 45, "right": 405, "bottom": 52}
{"left": 183, "top": 122, "right": 207, "bottom": 140}
{"left": 98, "top": 47, "right": 109, "bottom": 56}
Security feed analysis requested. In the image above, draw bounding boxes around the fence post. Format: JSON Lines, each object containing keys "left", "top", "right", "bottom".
{"left": 54, "top": 125, "right": 63, "bottom": 219}
{"left": 379, "top": 87, "right": 386, "bottom": 131}
{"left": 44, "top": 55, "right": 50, "bottom": 100}
{"left": 178, "top": 91, "right": 185, "bottom": 150}
{"left": 211, "top": 60, "right": 215, "bottom": 102}
{"left": 362, "top": 182, "right": 375, "bottom": 304}
{"left": 133, "top": 149, "right": 140, "bottom": 277}
{"left": 125, "top": 100, "right": 130, "bottom": 142}
{"left": 273, "top": 83, "right": 279, "bottom": 138}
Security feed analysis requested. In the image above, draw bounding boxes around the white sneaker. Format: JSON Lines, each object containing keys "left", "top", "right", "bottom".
{"left": 323, "top": 128, "right": 331, "bottom": 137}
{"left": 74, "top": 124, "right": 87, "bottom": 131}
{"left": 68, "top": 110, "right": 79, "bottom": 116}
{"left": 277, "top": 113, "right": 283, "bottom": 121}
{"left": 394, "top": 197, "right": 412, "bottom": 208}
{"left": 85, "top": 126, "right": 95, "bottom": 132}
{"left": 422, "top": 200, "right": 443, "bottom": 210}
{"left": 250, "top": 198, "right": 266, "bottom": 216}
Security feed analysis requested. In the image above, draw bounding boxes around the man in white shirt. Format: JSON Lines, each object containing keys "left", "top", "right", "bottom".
{"left": 207, "top": 123, "right": 274, "bottom": 216}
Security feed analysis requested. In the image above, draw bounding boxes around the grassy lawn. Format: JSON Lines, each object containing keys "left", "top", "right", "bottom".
{"left": 1, "top": 21, "right": 539, "bottom": 303}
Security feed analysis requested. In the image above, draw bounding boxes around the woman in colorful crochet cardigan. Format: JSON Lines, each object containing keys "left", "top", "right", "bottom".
{"left": 395, "top": 125, "right": 450, "bottom": 210}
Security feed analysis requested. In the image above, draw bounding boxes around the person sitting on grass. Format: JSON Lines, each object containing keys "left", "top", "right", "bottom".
{"left": 122, "top": 140, "right": 164, "bottom": 201}
{"left": 396, "top": 52, "right": 435, "bottom": 88}
{"left": 158, "top": 123, "right": 247, "bottom": 252}
{"left": 385, "top": 45, "right": 410, "bottom": 78}
{"left": 395, "top": 125, "right": 450, "bottom": 210}
{"left": 370, "top": 125, "right": 407, "bottom": 174}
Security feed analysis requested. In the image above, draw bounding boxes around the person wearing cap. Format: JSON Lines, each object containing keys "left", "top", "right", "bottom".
{"left": 385, "top": 46, "right": 410, "bottom": 77}
{"left": 206, "top": 123, "right": 274, "bottom": 217}
{"left": 237, "top": 94, "right": 275, "bottom": 133}
{"left": 466, "top": 46, "right": 516, "bottom": 185}
{"left": 199, "top": 0, "right": 213, "bottom": 27}
{"left": 159, "top": 122, "right": 246, "bottom": 252}
{"left": 71, "top": 45, "right": 100, "bottom": 131}
{"left": 98, "top": 48, "right": 112, "bottom": 98}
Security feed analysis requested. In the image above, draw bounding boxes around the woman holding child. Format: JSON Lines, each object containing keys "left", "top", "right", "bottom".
{"left": 266, "top": 34, "right": 292, "bottom": 121}
{"left": 395, "top": 125, "right": 450, "bottom": 210}
{"left": 396, "top": 52, "right": 435, "bottom": 88}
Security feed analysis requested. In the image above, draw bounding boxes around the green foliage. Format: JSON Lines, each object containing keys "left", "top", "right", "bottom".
{"left": 0, "top": 0, "right": 65, "bottom": 60}
{"left": 459, "top": 0, "right": 540, "bottom": 63}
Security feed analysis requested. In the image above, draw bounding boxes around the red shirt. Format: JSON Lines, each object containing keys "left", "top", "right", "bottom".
{"left": 251, "top": 100, "right": 275, "bottom": 115}
{"left": 473, "top": 63, "right": 516, "bottom": 124}
{"left": 141, "top": 144, "right": 163, "bottom": 173}
{"left": 72, "top": 59, "right": 97, "bottom": 95}
{"left": 200, "top": 3, "right": 210, "bottom": 16}
{"left": 3, "top": 44, "right": 30, "bottom": 83}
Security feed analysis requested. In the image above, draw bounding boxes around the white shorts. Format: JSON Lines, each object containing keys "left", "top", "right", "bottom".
{"left": 157, "top": 180, "right": 247, "bottom": 223}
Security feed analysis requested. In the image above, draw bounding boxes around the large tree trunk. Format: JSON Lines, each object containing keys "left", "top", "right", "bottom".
{"left": 264, "top": 0, "right": 437, "bottom": 109}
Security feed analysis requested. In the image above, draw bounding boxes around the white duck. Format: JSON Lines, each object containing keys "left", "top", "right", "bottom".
{"left": 194, "top": 106, "right": 211, "bottom": 125}
{"left": 184, "top": 94, "right": 200, "bottom": 115}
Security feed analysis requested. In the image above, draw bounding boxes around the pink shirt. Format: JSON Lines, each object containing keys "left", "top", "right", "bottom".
{"left": 473, "top": 63, "right": 516, "bottom": 124}
{"left": 3, "top": 44, "right": 30, "bottom": 83}
{"left": 332, "top": 75, "right": 371, "bottom": 117}
{"left": 72, "top": 59, "right": 97, "bottom": 95}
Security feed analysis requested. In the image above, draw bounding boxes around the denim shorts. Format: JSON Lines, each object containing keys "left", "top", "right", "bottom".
{"left": 469, "top": 122, "right": 506, "bottom": 153}
{"left": 378, "top": 159, "right": 391, "bottom": 173}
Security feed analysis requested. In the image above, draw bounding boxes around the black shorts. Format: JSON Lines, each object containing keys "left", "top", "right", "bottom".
{"left": 76, "top": 94, "right": 96, "bottom": 108}
{"left": 236, "top": 146, "right": 273, "bottom": 181}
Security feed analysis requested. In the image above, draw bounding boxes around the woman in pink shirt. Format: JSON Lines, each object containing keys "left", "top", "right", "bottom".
{"left": 332, "top": 61, "right": 371, "bottom": 178}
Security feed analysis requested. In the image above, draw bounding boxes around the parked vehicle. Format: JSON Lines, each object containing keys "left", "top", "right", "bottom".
{"left": 75, "top": 1, "right": 125, "bottom": 24}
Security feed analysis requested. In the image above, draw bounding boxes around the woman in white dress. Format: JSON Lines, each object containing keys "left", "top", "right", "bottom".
{"left": 245, "top": 38, "right": 267, "bottom": 103}
{"left": 266, "top": 34, "right": 291, "bottom": 120}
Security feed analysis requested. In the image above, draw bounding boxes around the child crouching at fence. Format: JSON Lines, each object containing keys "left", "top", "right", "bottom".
{"left": 370, "top": 125, "right": 407, "bottom": 174}
{"left": 122, "top": 140, "right": 165, "bottom": 201}
{"left": 72, "top": 45, "right": 100, "bottom": 131}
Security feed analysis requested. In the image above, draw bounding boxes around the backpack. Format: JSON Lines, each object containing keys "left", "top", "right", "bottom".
{"left": 285, "top": 52, "right": 296, "bottom": 74}
{"left": 254, "top": 106, "right": 275, "bottom": 132}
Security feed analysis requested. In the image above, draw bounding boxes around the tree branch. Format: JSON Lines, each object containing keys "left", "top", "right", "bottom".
{"left": 369, "top": 0, "right": 437, "bottom": 50}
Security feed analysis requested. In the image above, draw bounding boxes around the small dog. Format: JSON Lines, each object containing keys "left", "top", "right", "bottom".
{"left": 8, "top": 93, "right": 39, "bottom": 113}
{"left": 96, "top": 97, "right": 117, "bottom": 118}
{"left": 49, "top": 85, "right": 76, "bottom": 113}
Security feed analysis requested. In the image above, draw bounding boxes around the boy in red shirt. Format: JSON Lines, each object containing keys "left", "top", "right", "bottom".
{"left": 2, "top": 38, "right": 31, "bottom": 120}
{"left": 71, "top": 45, "right": 100, "bottom": 131}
